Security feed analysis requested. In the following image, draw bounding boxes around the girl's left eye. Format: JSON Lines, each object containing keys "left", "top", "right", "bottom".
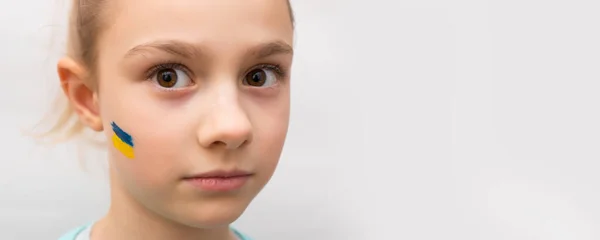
{"left": 151, "top": 66, "right": 193, "bottom": 89}
{"left": 243, "top": 66, "right": 280, "bottom": 88}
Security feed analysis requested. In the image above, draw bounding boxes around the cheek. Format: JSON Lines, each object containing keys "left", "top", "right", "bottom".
{"left": 249, "top": 95, "right": 290, "bottom": 174}
{"left": 107, "top": 125, "right": 183, "bottom": 190}
{"left": 125, "top": 118, "right": 197, "bottom": 182}
{"left": 100, "top": 88, "right": 193, "bottom": 187}
{"left": 254, "top": 130, "right": 287, "bottom": 179}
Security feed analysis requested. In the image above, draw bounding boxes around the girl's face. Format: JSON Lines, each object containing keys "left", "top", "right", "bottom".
{"left": 95, "top": 0, "right": 293, "bottom": 227}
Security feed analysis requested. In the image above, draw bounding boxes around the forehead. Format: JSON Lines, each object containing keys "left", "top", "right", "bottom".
{"left": 101, "top": 0, "right": 293, "bottom": 55}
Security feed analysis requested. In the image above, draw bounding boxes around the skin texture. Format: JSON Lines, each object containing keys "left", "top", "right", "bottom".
{"left": 57, "top": 0, "right": 294, "bottom": 239}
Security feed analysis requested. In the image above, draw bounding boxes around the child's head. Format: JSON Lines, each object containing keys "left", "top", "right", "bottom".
{"left": 55, "top": 0, "right": 294, "bottom": 229}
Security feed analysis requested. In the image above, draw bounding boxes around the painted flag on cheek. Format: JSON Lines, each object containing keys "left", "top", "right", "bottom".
{"left": 111, "top": 122, "right": 135, "bottom": 159}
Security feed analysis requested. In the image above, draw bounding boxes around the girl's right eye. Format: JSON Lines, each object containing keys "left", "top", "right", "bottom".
{"left": 150, "top": 64, "right": 194, "bottom": 90}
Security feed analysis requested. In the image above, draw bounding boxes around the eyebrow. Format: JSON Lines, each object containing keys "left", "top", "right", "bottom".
{"left": 124, "top": 40, "right": 293, "bottom": 60}
{"left": 125, "top": 40, "right": 201, "bottom": 59}
{"left": 248, "top": 41, "right": 294, "bottom": 58}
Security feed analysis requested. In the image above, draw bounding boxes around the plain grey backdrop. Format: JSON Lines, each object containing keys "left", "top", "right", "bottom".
{"left": 1, "top": 0, "right": 600, "bottom": 239}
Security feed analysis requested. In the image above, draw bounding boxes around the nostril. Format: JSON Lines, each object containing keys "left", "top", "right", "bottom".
{"left": 210, "top": 139, "right": 249, "bottom": 150}
{"left": 211, "top": 140, "right": 243, "bottom": 148}
{"left": 211, "top": 141, "right": 227, "bottom": 148}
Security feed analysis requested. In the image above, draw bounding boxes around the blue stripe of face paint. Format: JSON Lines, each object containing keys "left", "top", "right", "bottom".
{"left": 111, "top": 122, "right": 134, "bottom": 147}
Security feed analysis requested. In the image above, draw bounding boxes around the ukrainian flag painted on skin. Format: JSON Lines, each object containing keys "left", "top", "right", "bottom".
{"left": 111, "top": 122, "right": 135, "bottom": 159}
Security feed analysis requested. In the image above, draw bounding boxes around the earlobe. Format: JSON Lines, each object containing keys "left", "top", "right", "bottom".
{"left": 57, "top": 57, "right": 104, "bottom": 132}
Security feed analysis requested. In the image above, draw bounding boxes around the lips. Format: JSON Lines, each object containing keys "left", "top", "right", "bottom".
{"left": 183, "top": 170, "right": 253, "bottom": 192}
{"left": 185, "top": 170, "right": 253, "bottom": 179}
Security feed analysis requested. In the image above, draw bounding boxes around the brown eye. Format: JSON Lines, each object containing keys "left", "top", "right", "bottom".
{"left": 152, "top": 67, "right": 193, "bottom": 89}
{"left": 245, "top": 69, "right": 267, "bottom": 87}
{"left": 243, "top": 67, "right": 278, "bottom": 87}
{"left": 157, "top": 69, "right": 178, "bottom": 88}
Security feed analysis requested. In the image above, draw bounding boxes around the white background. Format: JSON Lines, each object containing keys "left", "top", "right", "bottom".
{"left": 1, "top": 0, "right": 600, "bottom": 239}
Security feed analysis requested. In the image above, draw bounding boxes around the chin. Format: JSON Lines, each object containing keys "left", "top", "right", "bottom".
{"left": 173, "top": 196, "right": 252, "bottom": 229}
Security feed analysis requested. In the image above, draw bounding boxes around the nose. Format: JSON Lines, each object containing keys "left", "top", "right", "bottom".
{"left": 197, "top": 93, "right": 253, "bottom": 150}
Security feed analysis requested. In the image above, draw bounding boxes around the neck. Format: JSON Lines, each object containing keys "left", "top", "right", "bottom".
{"left": 91, "top": 168, "right": 237, "bottom": 240}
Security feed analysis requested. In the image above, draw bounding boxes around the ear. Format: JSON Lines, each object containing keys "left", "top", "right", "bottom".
{"left": 57, "top": 57, "right": 103, "bottom": 132}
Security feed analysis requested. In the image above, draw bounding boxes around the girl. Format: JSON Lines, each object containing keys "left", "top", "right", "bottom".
{"left": 48, "top": 0, "right": 295, "bottom": 239}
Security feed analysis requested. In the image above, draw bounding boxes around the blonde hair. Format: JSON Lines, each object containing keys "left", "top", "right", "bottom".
{"left": 32, "top": 0, "right": 108, "bottom": 144}
{"left": 35, "top": 0, "right": 295, "bottom": 143}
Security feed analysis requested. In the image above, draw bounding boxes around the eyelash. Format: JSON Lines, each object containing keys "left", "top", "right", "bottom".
{"left": 251, "top": 63, "right": 286, "bottom": 78}
{"left": 144, "top": 62, "right": 190, "bottom": 80}
{"left": 144, "top": 62, "right": 287, "bottom": 81}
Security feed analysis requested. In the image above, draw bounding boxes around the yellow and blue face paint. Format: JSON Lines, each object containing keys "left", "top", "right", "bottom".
{"left": 111, "top": 122, "right": 135, "bottom": 159}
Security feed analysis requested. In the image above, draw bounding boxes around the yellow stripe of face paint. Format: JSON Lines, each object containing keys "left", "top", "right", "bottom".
{"left": 112, "top": 134, "right": 135, "bottom": 159}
